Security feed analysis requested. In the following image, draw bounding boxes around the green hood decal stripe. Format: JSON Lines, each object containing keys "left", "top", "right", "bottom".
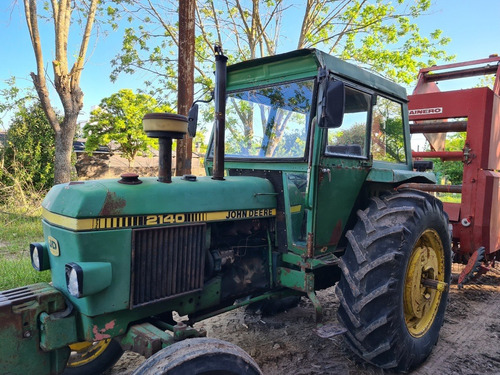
{"left": 41, "top": 206, "right": 299, "bottom": 232}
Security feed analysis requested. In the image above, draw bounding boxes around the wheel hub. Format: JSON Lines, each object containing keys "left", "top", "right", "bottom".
{"left": 404, "top": 229, "right": 445, "bottom": 337}
{"left": 67, "top": 339, "right": 112, "bottom": 367}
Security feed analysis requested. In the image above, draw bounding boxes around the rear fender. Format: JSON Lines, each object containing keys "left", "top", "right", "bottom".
{"left": 367, "top": 167, "right": 436, "bottom": 185}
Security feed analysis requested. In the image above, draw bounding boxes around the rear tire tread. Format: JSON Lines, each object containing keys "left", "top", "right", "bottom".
{"left": 336, "top": 189, "right": 451, "bottom": 372}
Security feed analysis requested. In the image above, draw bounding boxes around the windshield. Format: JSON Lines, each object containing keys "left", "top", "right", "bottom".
{"left": 210, "top": 79, "right": 314, "bottom": 159}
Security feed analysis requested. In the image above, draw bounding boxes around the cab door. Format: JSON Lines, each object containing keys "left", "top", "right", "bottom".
{"left": 311, "top": 85, "right": 373, "bottom": 255}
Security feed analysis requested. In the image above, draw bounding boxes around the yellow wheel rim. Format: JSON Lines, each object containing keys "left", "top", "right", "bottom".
{"left": 404, "top": 229, "right": 445, "bottom": 338}
{"left": 67, "top": 339, "right": 112, "bottom": 367}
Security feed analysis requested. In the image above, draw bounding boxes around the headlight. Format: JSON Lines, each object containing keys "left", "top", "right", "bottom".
{"left": 32, "top": 247, "right": 40, "bottom": 269}
{"left": 30, "top": 242, "right": 50, "bottom": 271}
{"left": 66, "top": 263, "right": 83, "bottom": 298}
{"left": 65, "top": 262, "right": 112, "bottom": 298}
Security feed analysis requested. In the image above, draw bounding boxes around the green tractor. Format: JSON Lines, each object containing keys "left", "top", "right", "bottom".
{"left": 0, "top": 47, "right": 450, "bottom": 374}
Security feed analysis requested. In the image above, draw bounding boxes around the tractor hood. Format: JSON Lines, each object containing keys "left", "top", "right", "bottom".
{"left": 42, "top": 176, "right": 277, "bottom": 231}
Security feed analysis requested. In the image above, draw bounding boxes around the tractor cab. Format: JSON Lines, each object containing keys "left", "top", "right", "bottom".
{"left": 203, "top": 49, "right": 432, "bottom": 259}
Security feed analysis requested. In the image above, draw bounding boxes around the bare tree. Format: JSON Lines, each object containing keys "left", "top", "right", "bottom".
{"left": 23, "top": 0, "right": 99, "bottom": 184}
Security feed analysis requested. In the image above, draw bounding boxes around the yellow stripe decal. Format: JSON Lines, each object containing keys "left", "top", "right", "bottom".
{"left": 42, "top": 207, "right": 280, "bottom": 232}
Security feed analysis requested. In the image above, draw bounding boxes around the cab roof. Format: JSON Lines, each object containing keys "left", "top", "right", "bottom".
{"left": 227, "top": 49, "right": 407, "bottom": 101}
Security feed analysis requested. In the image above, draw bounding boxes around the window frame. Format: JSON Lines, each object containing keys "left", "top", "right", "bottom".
{"left": 322, "top": 79, "right": 374, "bottom": 160}
{"left": 370, "top": 93, "right": 408, "bottom": 165}
{"left": 207, "top": 77, "right": 318, "bottom": 163}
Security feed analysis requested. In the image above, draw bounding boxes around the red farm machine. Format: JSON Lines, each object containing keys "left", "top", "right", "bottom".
{"left": 406, "top": 55, "right": 500, "bottom": 286}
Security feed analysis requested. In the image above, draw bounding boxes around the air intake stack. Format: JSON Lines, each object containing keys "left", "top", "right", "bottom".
{"left": 212, "top": 45, "right": 228, "bottom": 180}
{"left": 143, "top": 113, "right": 188, "bottom": 183}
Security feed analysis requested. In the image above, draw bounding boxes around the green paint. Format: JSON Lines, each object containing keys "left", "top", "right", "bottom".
{"left": 75, "top": 277, "right": 222, "bottom": 341}
{"left": 227, "top": 49, "right": 407, "bottom": 100}
{"left": 313, "top": 156, "right": 370, "bottom": 252}
{"left": 39, "top": 312, "right": 77, "bottom": 351}
{"left": 119, "top": 323, "right": 175, "bottom": 357}
{"left": 277, "top": 267, "right": 314, "bottom": 292}
{"left": 43, "top": 176, "right": 276, "bottom": 218}
{"left": 367, "top": 167, "right": 436, "bottom": 184}
{"left": 44, "top": 225, "right": 132, "bottom": 317}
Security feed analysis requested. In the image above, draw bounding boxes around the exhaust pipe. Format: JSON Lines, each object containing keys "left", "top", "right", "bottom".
{"left": 212, "top": 45, "right": 228, "bottom": 181}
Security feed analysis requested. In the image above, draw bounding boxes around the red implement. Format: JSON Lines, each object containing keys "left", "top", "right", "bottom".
{"left": 409, "top": 56, "right": 500, "bottom": 260}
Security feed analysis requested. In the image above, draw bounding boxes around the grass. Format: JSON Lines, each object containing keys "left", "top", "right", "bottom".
{"left": 0, "top": 258, "right": 51, "bottom": 290}
{"left": 0, "top": 204, "right": 51, "bottom": 290}
{"left": 436, "top": 193, "right": 462, "bottom": 203}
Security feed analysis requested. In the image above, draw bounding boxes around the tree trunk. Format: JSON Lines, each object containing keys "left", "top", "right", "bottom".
{"left": 54, "top": 116, "right": 77, "bottom": 184}
{"left": 176, "top": 0, "right": 195, "bottom": 176}
{"left": 23, "top": 0, "right": 98, "bottom": 185}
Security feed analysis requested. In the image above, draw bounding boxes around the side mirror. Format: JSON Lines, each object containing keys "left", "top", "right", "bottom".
{"left": 188, "top": 103, "right": 199, "bottom": 137}
{"left": 320, "top": 80, "right": 345, "bottom": 128}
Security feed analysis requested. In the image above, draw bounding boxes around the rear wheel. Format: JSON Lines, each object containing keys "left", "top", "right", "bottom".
{"left": 62, "top": 339, "right": 123, "bottom": 375}
{"left": 133, "top": 338, "right": 262, "bottom": 375}
{"left": 336, "top": 189, "right": 451, "bottom": 372}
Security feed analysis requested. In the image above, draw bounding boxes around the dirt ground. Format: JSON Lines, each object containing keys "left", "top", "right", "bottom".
{"left": 108, "top": 263, "right": 500, "bottom": 375}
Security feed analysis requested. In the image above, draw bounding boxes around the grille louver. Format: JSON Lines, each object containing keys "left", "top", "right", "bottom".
{"left": 131, "top": 223, "right": 206, "bottom": 308}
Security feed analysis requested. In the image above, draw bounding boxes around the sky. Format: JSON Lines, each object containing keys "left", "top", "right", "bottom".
{"left": 0, "top": 1, "right": 499, "bottom": 129}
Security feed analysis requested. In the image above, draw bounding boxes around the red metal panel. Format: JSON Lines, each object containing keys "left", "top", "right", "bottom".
{"left": 488, "top": 95, "right": 500, "bottom": 170}
{"left": 488, "top": 171, "right": 500, "bottom": 254}
{"left": 409, "top": 88, "right": 490, "bottom": 123}
{"left": 443, "top": 202, "right": 460, "bottom": 222}
{"left": 477, "top": 171, "right": 500, "bottom": 255}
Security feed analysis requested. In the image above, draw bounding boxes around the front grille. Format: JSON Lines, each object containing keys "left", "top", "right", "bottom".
{"left": 130, "top": 223, "right": 206, "bottom": 308}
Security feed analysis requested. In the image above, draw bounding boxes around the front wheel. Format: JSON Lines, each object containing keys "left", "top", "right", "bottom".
{"left": 336, "top": 189, "right": 451, "bottom": 372}
{"left": 62, "top": 339, "right": 123, "bottom": 375}
{"left": 133, "top": 338, "right": 262, "bottom": 375}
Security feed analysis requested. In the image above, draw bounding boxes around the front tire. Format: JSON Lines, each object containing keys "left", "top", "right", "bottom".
{"left": 133, "top": 338, "right": 262, "bottom": 375}
{"left": 336, "top": 189, "right": 451, "bottom": 372}
{"left": 62, "top": 339, "right": 123, "bottom": 375}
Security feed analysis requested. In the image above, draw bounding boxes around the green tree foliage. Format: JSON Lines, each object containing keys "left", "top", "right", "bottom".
{"left": 0, "top": 77, "right": 38, "bottom": 129}
{"left": 379, "top": 118, "right": 406, "bottom": 163}
{"left": 83, "top": 89, "right": 170, "bottom": 167}
{"left": 109, "top": 0, "right": 452, "bottom": 103}
{"left": 371, "top": 96, "right": 406, "bottom": 163}
{"left": 330, "top": 123, "right": 366, "bottom": 146}
{"left": 1, "top": 103, "right": 56, "bottom": 196}
{"left": 432, "top": 132, "right": 465, "bottom": 185}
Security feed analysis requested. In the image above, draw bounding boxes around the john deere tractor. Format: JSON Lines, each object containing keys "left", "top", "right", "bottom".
{"left": 0, "top": 47, "right": 450, "bottom": 374}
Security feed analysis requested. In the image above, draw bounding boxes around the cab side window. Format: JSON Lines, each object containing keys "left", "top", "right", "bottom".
{"left": 325, "top": 86, "right": 371, "bottom": 157}
{"left": 371, "top": 96, "right": 406, "bottom": 163}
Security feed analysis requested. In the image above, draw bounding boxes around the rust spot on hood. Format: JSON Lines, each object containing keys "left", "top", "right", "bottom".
{"left": 100, "top": 192, "right": 126, "bottom": 216}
